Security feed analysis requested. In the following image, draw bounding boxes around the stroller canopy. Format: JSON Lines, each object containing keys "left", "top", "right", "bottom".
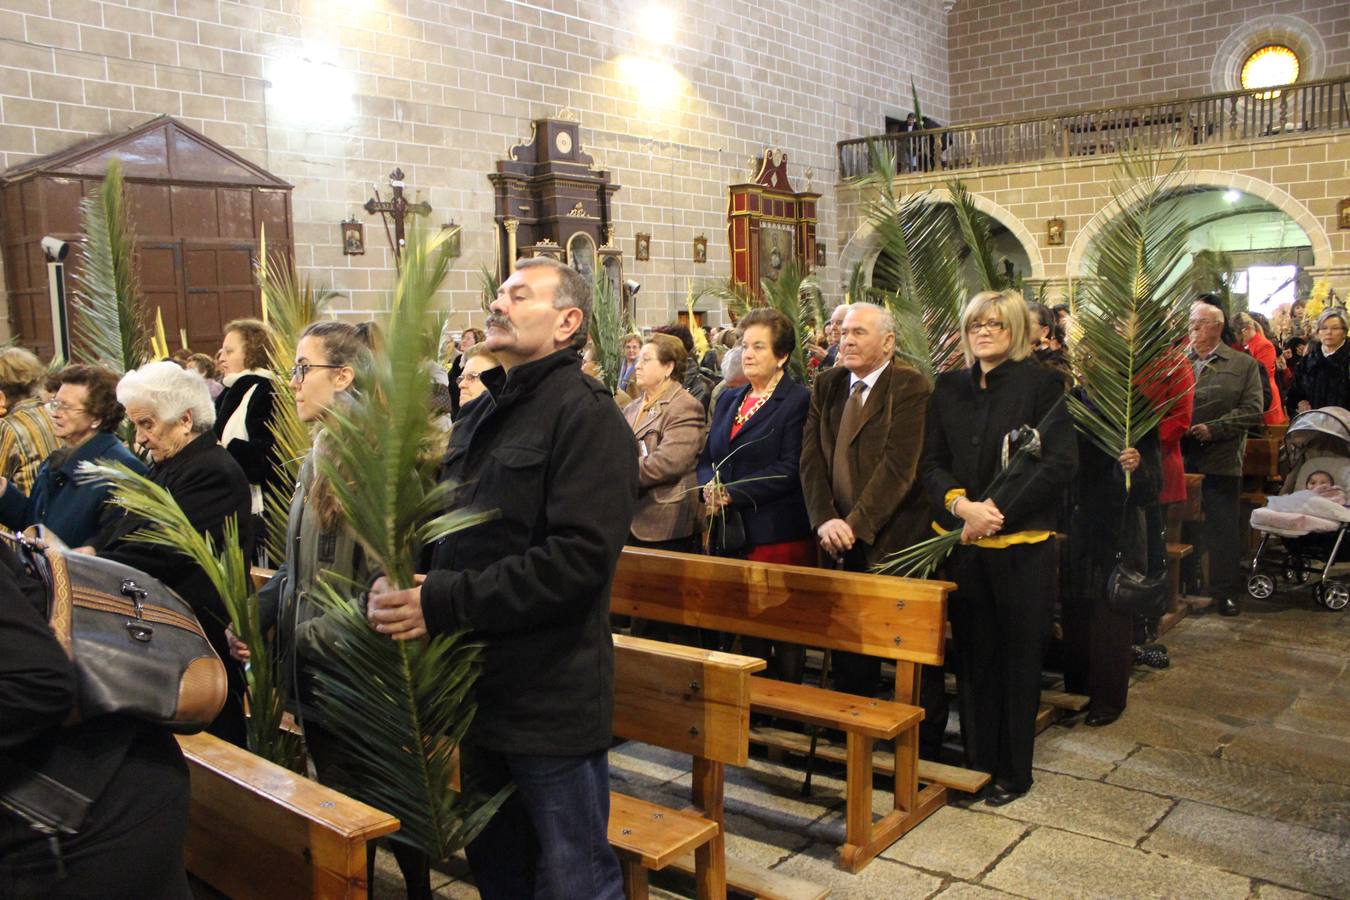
{"left": 1285, "top": 407, "right": 1350, "bottom": 455}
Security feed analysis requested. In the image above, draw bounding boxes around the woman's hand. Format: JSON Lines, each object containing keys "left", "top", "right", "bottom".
{"left": 1188, "top": 423, "right": 1212, "bottom": 442}
{"left": 702, "top": 483, "right": 730, "bottom": 510}
{"left": 225, "top": 626, "right": 250, "bottom": 662}
{"left": 1118, "top": 447, "right": 1140, "bottom": 473}
{"left": 955, "top": 497, "right": 1003, "bottom": 541}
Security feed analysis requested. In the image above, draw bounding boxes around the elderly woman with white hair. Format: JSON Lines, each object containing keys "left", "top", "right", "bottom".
{"left": 85, "top": 361, "right": 253, "bottom": 746}
{"left": 919, "top": 289, "right": 1077, "bottom": 806}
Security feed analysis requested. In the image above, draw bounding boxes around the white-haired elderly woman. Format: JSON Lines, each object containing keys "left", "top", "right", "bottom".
{"left": 918, "top": 289, "right": 1077, "bottom": 807}
{"left": 85, "top": 361, "right": 254, "bottom": 747}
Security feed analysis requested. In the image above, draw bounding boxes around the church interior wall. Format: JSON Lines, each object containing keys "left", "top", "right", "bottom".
{"left": 0, "top": 0, "right": 952, "bottom": 337}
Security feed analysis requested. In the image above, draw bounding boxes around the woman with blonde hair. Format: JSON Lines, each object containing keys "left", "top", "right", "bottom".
{"left": 215, "top": 318, "right": 277, "bottom": 558}
{"left": 0, "top": 347, "right": 59, "bottom": 495}
{"left": 919, "top": 289, "right": 1077, "bottom": 806}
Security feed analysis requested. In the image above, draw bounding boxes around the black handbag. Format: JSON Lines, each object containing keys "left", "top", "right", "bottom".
{"left": 1105, "top": 559, "right": 1168, "bottom": 618}
{"left": 5, "top": 530, "right": 227, "bottom": 733}
{"left": 708, "top": 507, "right": 746, "bottom": 554}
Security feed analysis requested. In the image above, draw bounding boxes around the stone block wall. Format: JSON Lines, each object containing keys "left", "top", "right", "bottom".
{"left": 0, "top": 0, "right": 952, "bottom": 337}
{"left": 948, "top": 0, "right": 1350, "bottom": 124}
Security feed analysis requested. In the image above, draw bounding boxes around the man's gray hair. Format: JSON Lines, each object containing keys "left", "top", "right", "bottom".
{"left": 830, "top": 303, "right": 851, "bottom": 322}
{"left": 515, "top": 257, "right": 593, "bottom": 346}
{"left": 117, "top": 360, "right": 217, "bottom": 434}
{"left": 846, "top": 301, "right": 897, "bottom": 337}
{"left": 721, "top": 346, "right": 746, "bottom": 386}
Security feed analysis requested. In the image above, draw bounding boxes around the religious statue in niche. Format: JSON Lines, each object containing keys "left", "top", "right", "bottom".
{"left": 693, "top": 235, "right": 707, "bottom": 264}
{"left": 568, "top": 232, "right": 596, "bottom": 280}
{"left": 341, "top": 219, "right": 364, "bottom": 256}
{"left": 365, "top": 168, "right": 432, "bottom": 270}
{"left": 759, "top": 222, "right": 795, "bottom": 281}
{"left": 635, "top": 232, "right": 651, "bottom": 261}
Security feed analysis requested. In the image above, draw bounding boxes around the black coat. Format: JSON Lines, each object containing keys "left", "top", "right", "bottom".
{"left": 421, "top": 350, "right": 638, "bottom": 756}
{"left": 697, "top": 375, "right": 813, "bottom": 548}
{"left": 0, "top": 543, "right": 188, "bottom": 895}
{"left": 921, "top": 357, "right": 1078, "bottom": 534}
{"left": 213, "top": 373, "right": 276, "bottom": 488}
{"left": 1287, "top": 341, "right": 1350, "bottom": 411}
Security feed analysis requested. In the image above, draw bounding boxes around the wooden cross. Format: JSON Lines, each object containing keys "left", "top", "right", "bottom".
{"left": 364, "top": 168, "right": 432, "bottom": 268}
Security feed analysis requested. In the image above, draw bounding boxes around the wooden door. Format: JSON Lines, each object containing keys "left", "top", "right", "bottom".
{"left": 183, "top": 242, "right": 259, "bottom": 354}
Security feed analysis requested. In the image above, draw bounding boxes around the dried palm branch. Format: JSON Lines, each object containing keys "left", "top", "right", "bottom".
{"left": 258, "top": 245, "right": 337, "bottom": 562}
{"left": 71, "top": 158, "right": 150, "bottom": 374}
{"left": 860, "top": 143, "right": 967, "bottom": 382}
{"left": 76, "top": 461, "right": 301, "bottom": 768}
{"left": 307, "top": 221, "right": 509, "bottom": 860}
{"left": 1067, "top": 147, "right": 1199, "bottom": 489}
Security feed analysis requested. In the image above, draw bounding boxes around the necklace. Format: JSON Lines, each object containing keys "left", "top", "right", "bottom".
{"left": 734, "top": 372, "right": 782, "bottom": 426}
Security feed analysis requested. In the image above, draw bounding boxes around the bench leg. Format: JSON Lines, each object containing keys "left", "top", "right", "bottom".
{"left": 690, "top": 758, "right": 727, "bottom": 900}
{"left": 838, "top": 725, "right": 949, "bottom": 874}
{"left": 840, "top": 731, "right": 876, "bottom": 872}
{"left": 621, "top": 857, "right": 649, "bottom": 900}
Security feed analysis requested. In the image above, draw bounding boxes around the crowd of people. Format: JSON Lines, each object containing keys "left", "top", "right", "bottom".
{"left": 1, "top": 256, "right": 1329, "bottom": 897}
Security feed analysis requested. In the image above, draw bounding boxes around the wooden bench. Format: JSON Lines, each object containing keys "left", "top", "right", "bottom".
{"left": 611, "top": 547, "right": 966, "bottom": 873}
{"left": 178, "top": 732, "right": 400, "bottom": 900}
{"left": 610, "top": 633, "right": 764, "bottom": 900}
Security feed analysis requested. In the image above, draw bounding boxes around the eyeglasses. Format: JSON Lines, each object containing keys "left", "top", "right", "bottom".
{"left": 288, "top": 363, "right": 343, "bottom": 384}
{"left": 45, "top": 400, "right": 88, "bottom": 415}
{"left": 966, "top": 320, "right": 1007, "bottom": 335}
{"left": 456, "top": 371, "right": 482, "bottom": 386}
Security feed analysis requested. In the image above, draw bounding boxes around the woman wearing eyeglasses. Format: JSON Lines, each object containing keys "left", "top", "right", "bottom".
{"left": 1288, "top": 309, "right": 1350, "bottom": 414}
{"left": 0, "top": 348, "right": 59, "bottom": 497}
{"left": 919, "top": 289, "right": 1077, "bottom": 807}
{"left": 0, "top": 364, "right": 145, "bottom": 547}
{"left": 227, "top": 321, "right": 434, "bottom": 898}
{"left": 456, "top": 344, "right": 502, "bottom": 412}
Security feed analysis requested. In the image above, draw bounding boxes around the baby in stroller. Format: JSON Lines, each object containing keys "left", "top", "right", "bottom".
{"left": 1248, "top": 453, "right": 1350, "bottom": 610}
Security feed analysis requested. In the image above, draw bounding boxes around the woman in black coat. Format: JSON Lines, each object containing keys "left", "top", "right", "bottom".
{"left": 214, "top": 318, "right": 277, "bottom": 558}
{"left": 0, "top": 543, "right": 191, "bottom": 899}
{"left": 920, "top": 290, "right": 1077, "bottom": 806}
{"left": 1288, "top": 309, "right": 1350, "bottom": 413}
{"left": 87, "top": 362, "right": 253, "bottom": 747}
{"left": 698, "top": 308, "right": 812, "bottom": 680}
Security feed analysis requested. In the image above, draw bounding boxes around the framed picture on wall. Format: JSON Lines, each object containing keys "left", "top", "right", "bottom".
{"left": 341, "top": 220, "right": 365, "bottom": 255}
{"left": 815, "top": 241, "right": 826, "bottom": 267}
{"left": 693, "top": 235, "right": 707, "bottom": 263}
{"left": 635, "top": 232, "right": 651, "bottom": 261}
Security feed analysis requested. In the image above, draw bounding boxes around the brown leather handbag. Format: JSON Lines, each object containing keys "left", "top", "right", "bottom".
{"left": 7, "top": 530, "right": 227, "bottom": 733}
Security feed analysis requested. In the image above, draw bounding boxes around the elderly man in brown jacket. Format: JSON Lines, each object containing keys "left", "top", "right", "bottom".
{"left": 800, "top": 303, "right": 939, "bottom": 739}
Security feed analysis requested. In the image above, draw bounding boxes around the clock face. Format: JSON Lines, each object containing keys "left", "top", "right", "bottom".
{"left": 555, "top": 130, "right": 573, "bottom": 154}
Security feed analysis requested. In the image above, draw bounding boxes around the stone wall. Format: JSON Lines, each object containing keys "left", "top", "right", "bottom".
{"left": 837, "top": 130, "right": 1350, "bottom": 301}
{"left": 0, "top": 0, "right": 952, "bottom": 339}
{"left": 947, "top": 0, "right": 1350, "bottom": 125}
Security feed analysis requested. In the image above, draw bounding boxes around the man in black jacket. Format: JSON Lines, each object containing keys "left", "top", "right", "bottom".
{"left": 368, "top": 257, "right": 638, "bottom": 900}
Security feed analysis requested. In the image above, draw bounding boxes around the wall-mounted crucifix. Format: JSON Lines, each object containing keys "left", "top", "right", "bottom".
{"left": 364, "top": 168, "right": 431, "bottom": 269}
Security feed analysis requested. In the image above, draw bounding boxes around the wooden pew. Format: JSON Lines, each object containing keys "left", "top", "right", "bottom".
{"left": 611, "top": 547, "right": 966, "bottom": 873}
{"left": 610, "top": 634, "right": 767, "bottom": 900}
{"left": 178, "top": 732, "right": 400, "bottom": 900}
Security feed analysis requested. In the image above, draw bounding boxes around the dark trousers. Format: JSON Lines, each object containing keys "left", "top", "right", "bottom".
{"left": 1061, "top": 591, "right": 1132, "bottom": 716}
{"left": 462, "top": 746, "right": 623, "bottom": 900}
{"left": 948, "top": 541, "right": 1054, "bottom": 793}
{"left": 1198, "top": 473, "right": 1242, "bottom": 600}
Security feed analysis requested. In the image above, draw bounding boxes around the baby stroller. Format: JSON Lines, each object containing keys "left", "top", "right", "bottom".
{"left": 1247, "top": 406, "right": 1350, "bottom": 610}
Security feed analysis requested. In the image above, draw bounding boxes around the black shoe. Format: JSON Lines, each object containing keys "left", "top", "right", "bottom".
{"left": 1085, "top": 709, "right": 1121, "bottom": 727}
{"left": 984, "top": 784, "right": 1026, "bottom": 807}
{"left": 1215, "top": 596, "right": 1240, "bottom": 617}
{"left": 1132, "top": 643, "right": 1170, "bottom": 669}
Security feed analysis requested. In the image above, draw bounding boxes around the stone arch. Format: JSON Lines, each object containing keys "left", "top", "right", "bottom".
{"left": 1065, "top": 169, "right": 1333, "bottom": 276}
{"left": 837, "top": 189, "right": 1046, "bottom": 288}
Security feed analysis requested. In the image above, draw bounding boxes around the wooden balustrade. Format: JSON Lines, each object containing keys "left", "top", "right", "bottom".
{"left": 837, "top": 75, "right": 1350, "bottom": 178}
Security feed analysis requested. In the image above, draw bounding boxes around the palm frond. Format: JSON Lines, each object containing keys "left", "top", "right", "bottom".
{"left": 477, "top": 264, "right": 500, "bottom": 315}
{"left": 759, "top": 258, "right": 820, "bottom": 382}
{"left": 860, "top": 144, "right": 968, "bottom": 382}
{"left": 259, "top": 249, "right": 337, "bottom": 562}
{"left": 71, "top": 158, "right": 149, "bottom": 374}
{"left": 844, "top": 260, "right": 867, "bottom": 305}
{"left": 76, "top": 460, "right": 301, "bottom": 768}
{"left": 948, "top": 179, "right": 1005, "bottom": 292}
{"left": 589, "top": 269, "right": 623, "bottom": 394}
{"left": 1067, "top": 146, "right": 1197, "bottom": 486}
{"left": 311, "top": 220, "right": 509, "bottom": 860}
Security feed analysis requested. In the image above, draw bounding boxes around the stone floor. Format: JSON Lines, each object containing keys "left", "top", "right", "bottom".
{"left": 364, "top": 591, "right": 1350, "bottom": 899}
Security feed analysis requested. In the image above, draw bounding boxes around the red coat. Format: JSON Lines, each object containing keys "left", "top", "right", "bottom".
{"left": 1244, "top": 331, "right": 1286, "bottom": 425}
{"left": 1139, "top": 351, "right": 1195, "bottom": 505}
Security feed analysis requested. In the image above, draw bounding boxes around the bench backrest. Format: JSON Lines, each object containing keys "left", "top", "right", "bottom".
{"left": 612, "top": 633, "right": 763, "bottom": 767}
{"left": 178, "top": 731, "right": 399, "bottom": 900}
{"left": 612, "top": 547, "right": 952, "bottom": 666}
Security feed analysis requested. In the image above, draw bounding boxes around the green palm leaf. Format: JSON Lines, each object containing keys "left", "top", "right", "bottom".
{"left": 1067, "top": 147, "right": 1201, "bottom": 487}
{"left": 589, "top": 269, "right": 623, "bottom": 394}
{"left": 71, "top": 158, "right": 150, "bottom": 374}
{"left": 258, "top": 247, "right": 337, "bottom": 562}
{"left": 861, "top": 143, "right": 968, "bottom": 382}
{"left": 758, "top": 258, "right": 821, "bottom": 382}
{"left": 76, "top": 460, "right": 301, "bottom": 768}
{"left": 948, "top": 179, "right": 1005, "bottom": 293}
{"left": 309, "top": 220, "right": 509, "bottom": 859}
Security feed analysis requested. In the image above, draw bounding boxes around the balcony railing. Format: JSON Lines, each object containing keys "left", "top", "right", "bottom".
{"left": 837, "top": 75, "right": 1350, "bottom": 179}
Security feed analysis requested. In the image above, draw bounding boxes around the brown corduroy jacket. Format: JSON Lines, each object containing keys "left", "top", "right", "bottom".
{"left": 800, "top": 358, "right": 933, "bottom": 566}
